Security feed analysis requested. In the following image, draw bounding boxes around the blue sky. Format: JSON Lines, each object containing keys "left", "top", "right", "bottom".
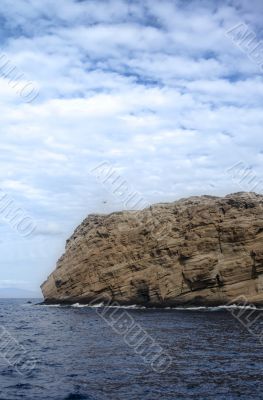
{"left": 0, "top": 0, "right": 262, "bottom": 294}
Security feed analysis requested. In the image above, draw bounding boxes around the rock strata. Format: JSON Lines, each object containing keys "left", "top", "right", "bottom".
{"left": 41, "top": 193, "right": 263, "bottom": 306}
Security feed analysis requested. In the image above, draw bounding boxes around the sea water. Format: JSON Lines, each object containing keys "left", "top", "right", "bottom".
{"left": 0, "top": 299, "right": 262, "bottom": 400}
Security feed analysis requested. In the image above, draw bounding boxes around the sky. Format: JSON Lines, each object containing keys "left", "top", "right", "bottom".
{"left": 0, "top": 0, "right": 262, "bottom": 294}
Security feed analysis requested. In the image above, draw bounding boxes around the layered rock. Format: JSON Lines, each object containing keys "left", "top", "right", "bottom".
{"left": 41, "top": 192, "right": 263, "bottom": 306}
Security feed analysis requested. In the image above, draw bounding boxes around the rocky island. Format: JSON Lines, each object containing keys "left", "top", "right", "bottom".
{"left": 41, "top": 192, "right": 263, "bottom": 307}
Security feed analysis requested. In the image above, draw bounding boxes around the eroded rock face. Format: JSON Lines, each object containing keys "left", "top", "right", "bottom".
{"left": 41, "top": 193, "right": 263, "bottom": 306}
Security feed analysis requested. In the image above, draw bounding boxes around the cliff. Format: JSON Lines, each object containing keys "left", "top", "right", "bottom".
{"left": 41, "top": 192, "right": 263, "bottom": 306}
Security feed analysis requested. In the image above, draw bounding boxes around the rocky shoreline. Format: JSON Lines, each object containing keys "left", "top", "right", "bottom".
{"left": 41, "top": 192, "right": 263, "bottom": 307}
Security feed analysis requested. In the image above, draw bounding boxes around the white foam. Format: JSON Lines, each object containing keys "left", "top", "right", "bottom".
{"left": 71, "top": 303, "right": 146, "bottom": 309}
{"left": 37, "top": 303, "right": 263, "bottom": 311}
{"left": 164, "top": 304, "right": 263, "bottom": 311}
{"left": 71, "top": 302, "right": 104, "bottom": 308}
{"left": 71, "top": 303, "right": 87, "bottom": 308}
{"left": 39, "top": 304, "right": 62, "bottom": 307}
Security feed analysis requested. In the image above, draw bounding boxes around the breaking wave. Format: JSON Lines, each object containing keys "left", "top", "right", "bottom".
{"left": 38, "top": 303, "right": 263, "bottom": 311}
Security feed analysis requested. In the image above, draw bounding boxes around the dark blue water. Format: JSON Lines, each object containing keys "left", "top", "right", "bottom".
{"left": 0, "top": 299, "right": 262, "bottom": 400}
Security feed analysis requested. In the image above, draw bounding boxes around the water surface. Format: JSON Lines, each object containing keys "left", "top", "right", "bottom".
{"left": 0, "top": 299, "right": 262, "bottom": 400}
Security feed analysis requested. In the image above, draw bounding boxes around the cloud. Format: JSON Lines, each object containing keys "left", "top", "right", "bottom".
{"left": 33, "top": 222, "right": 64, "bottom": 237}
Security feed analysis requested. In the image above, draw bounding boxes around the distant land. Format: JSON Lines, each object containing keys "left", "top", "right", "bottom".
{"left": 0, "top": 288, "right": 42, "bottom": 298}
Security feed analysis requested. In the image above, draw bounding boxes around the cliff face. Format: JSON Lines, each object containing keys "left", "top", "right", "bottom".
{"left": 41, "top": 193, "right": 263, "bottom": 306}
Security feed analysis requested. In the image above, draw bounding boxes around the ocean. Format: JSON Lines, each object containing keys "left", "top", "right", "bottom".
{"left": 0, "top": 299, "right": 262, "bottom": 400}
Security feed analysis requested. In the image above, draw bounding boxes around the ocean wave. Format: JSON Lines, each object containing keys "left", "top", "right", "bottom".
{"left": 36, "top": 303, "right": 263, "bottom": 311}
{"left": 38, "top": 304, "right": 62, "bottom": 307}
{"left": 71, "top": 303, "right": 146, "bottom": 309}
{"left": 164, "top": 305, "right": 263, "bottom": 311}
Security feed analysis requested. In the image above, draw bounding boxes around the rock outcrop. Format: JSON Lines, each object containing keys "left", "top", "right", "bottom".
{"left": 41, "top": 193, "right": 263, "bottom": 306}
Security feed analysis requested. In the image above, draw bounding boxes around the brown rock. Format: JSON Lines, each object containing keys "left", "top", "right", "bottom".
{"left": 41, "top": 192, "right": 263, "bottom": 306}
